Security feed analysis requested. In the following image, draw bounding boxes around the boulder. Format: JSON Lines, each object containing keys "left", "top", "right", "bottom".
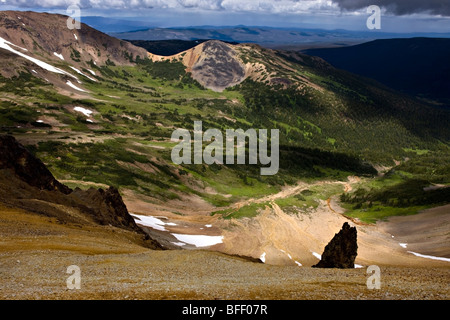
{"left": 313, "top": 222, "right": 358, "bottom": 268}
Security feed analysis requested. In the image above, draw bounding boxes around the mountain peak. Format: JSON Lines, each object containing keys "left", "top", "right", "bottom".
{"left": 148, "top": 39, "right": 247, "bottom": 92}
{"left": 190, "top": 40, "right": 246, "bottom": 92}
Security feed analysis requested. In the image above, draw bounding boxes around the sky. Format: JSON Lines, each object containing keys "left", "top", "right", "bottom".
{"left": 1, "top": 0, "right": 450, "bottom": 32}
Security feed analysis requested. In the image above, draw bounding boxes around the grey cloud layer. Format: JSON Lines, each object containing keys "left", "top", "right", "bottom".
{"left": 4, "top": 0, "right": 450, "bottom": 16}
{"left": 332, "top": 0, "right": 450, "bottom": 16}
{"left": 2, "top": 1, "right": 335, "bottom": 13}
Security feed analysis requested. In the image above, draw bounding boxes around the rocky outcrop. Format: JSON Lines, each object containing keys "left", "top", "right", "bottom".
{"left": 0, "top": 135, "right": 72, "bottom": 194}
{"left": 313, "top": 222, "right": 358, "bottom": 268}
{"left": 0, "top": 135, "right": 163, "bottom": 249}
{"left": 71, "top": 186, "right": 142, "bottom": 233}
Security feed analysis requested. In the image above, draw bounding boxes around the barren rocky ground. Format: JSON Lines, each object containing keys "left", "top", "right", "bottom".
{"left": 0, "top": 203, "right": 448, "bottom": 300}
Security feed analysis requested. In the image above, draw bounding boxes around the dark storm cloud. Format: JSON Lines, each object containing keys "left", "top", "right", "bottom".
{"left": 333, "top": 0, "right": 450, "bottom": 16}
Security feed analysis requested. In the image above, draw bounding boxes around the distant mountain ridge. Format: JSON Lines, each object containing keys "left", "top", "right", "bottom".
{"left": 110, "top": 25, "right": 450, "bottom": 47}
{"left": 304, "top": 38, "right": 450, "bottom": 107}
{"left": 129, "top": 39, "right": 238, "bottom": 56}
{"left": 82, "top": 16, "right": 156, "bottom": 33}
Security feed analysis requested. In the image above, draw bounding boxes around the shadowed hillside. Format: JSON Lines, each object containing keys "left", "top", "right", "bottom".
{"left": 304, "top": 38, "right": 450, "bottom": 107}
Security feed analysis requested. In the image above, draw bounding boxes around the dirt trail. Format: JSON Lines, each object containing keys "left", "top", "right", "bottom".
{"left": 231, "top": 181, "right": 309, "bottom": 209}
{"left": 230, "top": 179, "right": 350, "bottom": 212}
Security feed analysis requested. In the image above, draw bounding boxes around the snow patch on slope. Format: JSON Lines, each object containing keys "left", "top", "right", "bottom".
{"left": 0, "top": 36, "right": 78, "bottom": 80}
{"left": 312, "top": 252, "right": 321, "bottom": 260}
{"left": 53, "top": 52, "right": 64, "bottom": 60}
{"left": 408, "top": 251, "right": 450, "bottom": 262}
{"left": 259, "top": 252, "right": 266, "bottom": 263}
{"left": 171, "top": 233, "right": 224, "bottom": 248}
{"left": 67, "top": 81, "right": 87, "bottom": 92}
{"left": 69, "top": 66, "right": 97, "bottom": 82}
{"left": 131, "top": 214, "right": 170, "bottom": 231}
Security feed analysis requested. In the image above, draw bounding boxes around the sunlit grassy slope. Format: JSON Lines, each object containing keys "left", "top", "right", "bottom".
{"left": 1, "top": 44, "right": 449, "bottom": 220}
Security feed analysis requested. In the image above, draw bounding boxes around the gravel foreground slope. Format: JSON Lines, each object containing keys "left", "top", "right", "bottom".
{"left": 0, "top": 204, "right": 448, "bottom": 300}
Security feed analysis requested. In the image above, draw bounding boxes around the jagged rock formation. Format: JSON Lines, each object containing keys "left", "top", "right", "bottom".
{"left": 70, "top": 186, "right": 143, "bottom": 233}
{"left": 0, "top": 135, "right": 162, "bottom": 249}
{"left": 313, "top": 222, "right": 358, "bottom": 268}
